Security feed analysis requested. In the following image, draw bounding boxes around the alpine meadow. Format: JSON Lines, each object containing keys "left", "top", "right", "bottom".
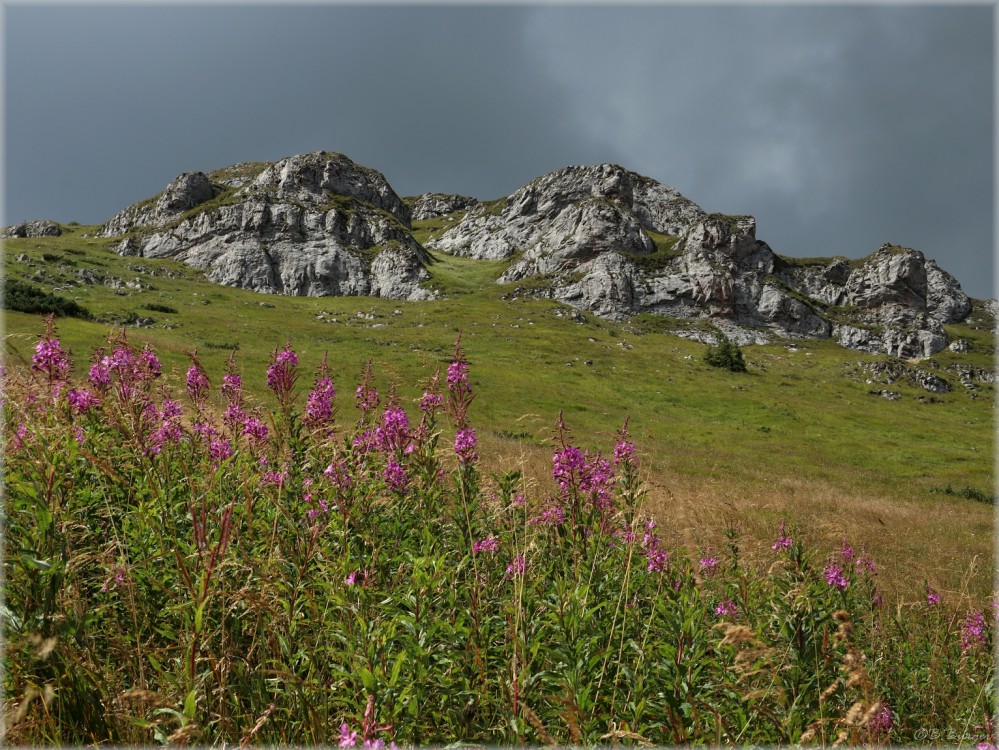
{"left": 2, "top": 152, "right": 995, "bottom": 745}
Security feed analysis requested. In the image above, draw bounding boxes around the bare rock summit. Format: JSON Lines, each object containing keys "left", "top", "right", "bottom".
{"left": 97, "top": 151, "right": 434, "bottom": 301}
{"left": 92, "top": 152, "right": 977, "bottom": 357}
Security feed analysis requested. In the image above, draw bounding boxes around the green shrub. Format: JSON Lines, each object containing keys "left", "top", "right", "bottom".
{"left": 142, "top": 302, "right": 179, "bottom": 314}
{"left": 704, "top": 331, "right": 747, "bottom": 372}
{"left": 2, "top": 278, "right": 92, "bottom": 319}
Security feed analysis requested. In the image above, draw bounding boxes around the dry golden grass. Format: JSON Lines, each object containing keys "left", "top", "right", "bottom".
{"left": 477, "top": 432, "right": 994, "bottom": 605}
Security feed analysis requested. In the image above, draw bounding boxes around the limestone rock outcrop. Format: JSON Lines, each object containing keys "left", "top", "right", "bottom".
{"left": 409, "top": 193, "right": 478, "bottom": 221}
{"left": 426, "top": 163, "right": 705, "bottom": 262}
{"left": 91, "top": 152, "right": 978, "bottom": 357}
{"left": 425, "top": 163, "right": 974, "bottom": 357}
{"left": 3, "top": 220, "right": 62, "bottom": 238}
{"left": 97, "top": 152, "right": 433, "bottom": 301}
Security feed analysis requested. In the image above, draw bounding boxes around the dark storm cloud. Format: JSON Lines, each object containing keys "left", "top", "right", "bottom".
{"left": 525, "top": 5, "right": 994, "bottom": 298}
{"left": 4, "top": 4, "right": 994, "bottom": 299}
{"left": 4, "top": 5, "right": 594, "bottom": 219}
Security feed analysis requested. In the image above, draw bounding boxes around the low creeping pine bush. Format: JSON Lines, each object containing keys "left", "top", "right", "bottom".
{"left": 3, "top": 318, "right": 996, "bottom": 745}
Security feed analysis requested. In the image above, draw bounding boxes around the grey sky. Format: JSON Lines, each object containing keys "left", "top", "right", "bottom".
{"left": 3, "top": 4, "right": 994, "bottom": 300}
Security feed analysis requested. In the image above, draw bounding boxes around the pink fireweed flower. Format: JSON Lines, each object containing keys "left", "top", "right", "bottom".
{"left": 67, "top": 387, "right": 99, "bottom": 413}
{"left": 530, "top": 505, "right": 566, "bottom": 527}
{"left": 552, "top": 445, "right": 615, "bottom": 509}
{"left": 613, "top": 439, "right": 636, "bottom": 467}
{"left": 345, "top": 571, "right": 361, "bottom": 587}
{"left": 419, "top": 389, "right": 443, "bottom": 413}
{"left": 209, "top": 438, "right": 233, "bottom": 464}
{"left": 242, "top": 415, "right": 269, "bottom": 446}
{"left": 261, "top": 469, "right": 288, "bottom": 487}
{"left": 137, "top": 346, "right": 162, "bottom": 380}
{"left": 375, "top": 406, "right": 411, "bottom": 453}
{"left": 446, "top": 345, "right": 475, "bottom": 427}
{"left": 552, "top": 445, "right": 586, "bottom": 493}
{"left": 223, "top": 401, "right": 247, "bottom": 430}
{"left": 867, "top": 704, "right": 893, "bottom": 735}
{"left": 72, "top": 425, "right": 85, "bottom": 445}
{"left": 839, "top": 543, "right": 855, "bottom": 563}
{"left": 641, "top": 522, "right": 670, "bottom": 573}
{"left": 32, "top": 336, "right": 70, "bottom": 382}
{"left": 613, "top": 419, "right": 636, "bottom": 468}
{"left": 221, "top": 372, "right": 242, "bottom": 401}
{"left": 353, "top": 428, "right": 377, "bottom": 454}
{"left": 339, "top": 722, "right": 358, "bottom": 747}
{"left": 505, "top": 554, "right": 527, "bottom": 579}
{"left": 473, "top": 536, "right": 499, "bottom": 554}
{"left": 383, "top": 458, "right": 408, "bottom": 493}
{"left": 715, "top": 600, "right": 738, "bottom": 617}
{"left": 324, "top": 458, "right": 353, "bottom": 490}
{"left": 100, "top": 565, "right": 129, "bottom": 592}
{"left": 10, "top": 422, "right": 29, "bottom": 451}
{"left": 355, "top": 383, "right": 380, "bottom": 413}
{"left": 446, "top": 360, "right": 471, "bottom": 395}
{"left": 148, "top": 400, "right": 184, "bottom": 455}
{"left": 186, "top": 364, "right": 210, "bottom": 403}
{"left": 305, "top": 376, "right": 336, "bottom": 426}
{"left": 305, "top": 492, "right": 330, "bottom": 521}
{"left": 961, "top": 609, "right": 988, "bottom": 652}
{"left": 854, "top": 553, "right": 876, "bottom": 574}
{"left": 699, "top": 555, "right": 720, "bottom": 576}
{"left": 454, "top": 427, "right": 478, "bottom": 464}
{"left": 824, "top": 561, "right": 850, "bottom": 591}
{"left": 646, "top": 547, "right": 669, "bottom": 573}
{"left": 88, "top": 360, "right": 112, "bottom": 392}
{"left": 266, "top": 344, "right": 298, "bottom": 401}
{"left": 771, "top": 520, "right": 792, "bottom": 552}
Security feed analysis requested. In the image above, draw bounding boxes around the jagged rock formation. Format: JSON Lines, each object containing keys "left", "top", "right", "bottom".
{"left": 2, "top": 220, "right": 62, "bottom": 238}
{"left": 96, "top": 152, "right": 435, "bottom": 301}
{"left": 427, "top": 163, "right": 704, "bottom": 264}
{"left": 409, "top": 193, "right": 478, "bottom": 221}
{"left": 425, "top": 163, "right": 973, "bottom": 358}
{"left": 93, "top": 152, "right": 977, "bottom": 357}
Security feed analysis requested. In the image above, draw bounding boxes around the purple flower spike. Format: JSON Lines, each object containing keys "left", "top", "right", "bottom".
{"left": 961, "top": 609, "right": 988, "bottom": 652}
{"left": 266, "top": 343, "right": 298, "bottom": 401}
{"left": 823, "top": 561, "right": 849, "bottom": 591}
{"left": 32, "top": 336, "right": 70, "bottom": 383}
{"left": 771, "top": 520, "right": 792, "bottom": 552}
{"left": 306, "top": 376, "right": 336, "bottom": 425}
{"left": 186, "top": 364, "right": 210, "bottom": 403}
{"left": 715, "top": 600, "right": 738, "bottom": 617}
{"left": 505, "top": 554, "right": 526, "bottom": 579}
{"left": 472, "top": 536, "right": 499, "bottom": 554}
{"left": 339, "top": 722, "right": 358, "bottom": 747}
{"left": 454, "top": 427, "right": 478, "bottom": 464}
{"left": 383, "top": 458, "right": 408, "bottom": 493}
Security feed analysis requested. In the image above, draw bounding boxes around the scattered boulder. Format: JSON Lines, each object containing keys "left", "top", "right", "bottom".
{"left": 3, "top": 220, "right": 61, "bottom": 238}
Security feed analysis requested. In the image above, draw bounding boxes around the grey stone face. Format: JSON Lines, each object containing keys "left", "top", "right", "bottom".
{"left": 98, "top": 151, "right": 433, "bottom": 302}
{"left": 92, "top": 153, "right": 980, "bottom": 357}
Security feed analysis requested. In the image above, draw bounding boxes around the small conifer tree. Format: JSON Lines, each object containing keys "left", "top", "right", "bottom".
{"left": 704, "top": 331, "right": 747, "bottom": 372}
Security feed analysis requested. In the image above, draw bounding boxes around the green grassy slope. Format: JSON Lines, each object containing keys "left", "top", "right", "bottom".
{"left": 3, "top": 222, "right": 994, "bottom": 597}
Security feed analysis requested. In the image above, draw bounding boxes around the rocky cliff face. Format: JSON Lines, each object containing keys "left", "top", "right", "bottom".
{"left": 96, "top": 152, "right": 434, "bottom": 301}
{"left": 424, "top": 164, "right": 972, "bottom": 358}
{"left": 94, "top": 152, "right": 976, "bottom": 357}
